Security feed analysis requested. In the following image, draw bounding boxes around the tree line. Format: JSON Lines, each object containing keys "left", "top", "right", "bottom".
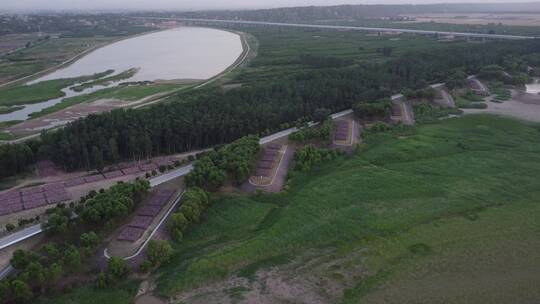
{"left": 1, "top": 39, "right": 540, "bottom": 180}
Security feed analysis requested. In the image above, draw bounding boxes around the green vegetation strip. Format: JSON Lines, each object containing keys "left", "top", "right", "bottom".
{"left": 155, "top": 115, "right": 540, "bottom": 303}
{"left": 0, "top": 70, "right": 114, "bottom": 107}
{"left": 70, "top": 68, "right": 138, "bottom": 92}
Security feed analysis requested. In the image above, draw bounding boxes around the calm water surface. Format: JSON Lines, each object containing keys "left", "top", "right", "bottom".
{"left": 33, "top": 27, "right": 243, "bottom": 83}
{"left": 1, "top": 27, "right": 242, "bottom": 122}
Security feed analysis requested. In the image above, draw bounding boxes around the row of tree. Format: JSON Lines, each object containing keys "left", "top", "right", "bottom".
{"left": 168, "top": 187, "right": 211, "bottom": 242}
{"left": 185, "top": 135, "right": 261, "bottom": 190}
{"left": 2, "top": 39, "right": 540, "bottom": 180}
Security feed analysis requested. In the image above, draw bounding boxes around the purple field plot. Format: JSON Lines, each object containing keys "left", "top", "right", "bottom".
{"left": 46, "top": 192, "right": 71, "bottom": 204}
{"left": 146, "top": 196, "right": 167, "bottom": 207}
{"left": 104, "top": 170, "right": 124, "bottom": 179}
{"left": 138, "top": 205, "right": 161, "bottom": 217}
{"left": 263, "top": 150, "right": 278, "bottom": 156}
{"left": 128, "top": 216, "right": 153, "bottom": 228}
{"left": 140, "top": 163, "right": 158, "bottom": 171}
{"left": 0, "top": 204, "right": 23, "bottom": 215}
{"left": 20, "top": 186, "right": 44, "bottom": 196}
{"left": 258, "top": 161, "right": 274, "bottom": 169}
{"left": 155, "top": 158, "right": 173, "bottom": 167}
{"left": 42, "top": 183, "right": 66, "bottom": 193}
{"left": 121, "top": 166, "right": 141, "bottom": 175}
{"left": 261, "top": 154, "right": 277, "bottom": 161}
{"left": 0, "top": 191, "right": 20, "bottom": 201}
{"left": 157, "top": 189, "right": 175, "bottom": 198}
{"left": 255, "top": 168, "right": 271, "bottom": 177}
{"left": 0, "top": 197, "right": 22, "bottom": 207}
{"left": 65, "top": 177, "right": 86, "bottom": 187}
{"left": 117, "top": 227, "right": 145, "bottom": 242}
{"left": 22, "top": 192, "right": 46, "bottom": 201}
{"left": 23, "top": 198, "right": 48, "bottom": 210}
{"left": 84, "top": 174, "right": 105, "bottom": 183}
{"left": 335, "top": 134, "right": 348, "bottom": 141}
{"left": 266, "top": 144, "right": 281, "bottom": 150}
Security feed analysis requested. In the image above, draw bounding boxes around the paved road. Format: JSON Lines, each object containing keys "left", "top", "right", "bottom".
{"left": 149, "top": 164, "right": 193, "bottom": 187}
{"left": 0, "top": 224, "right": 43, "bottom": 251}
{"left": 135, "top": 17, "right": 536, "bottom": 40}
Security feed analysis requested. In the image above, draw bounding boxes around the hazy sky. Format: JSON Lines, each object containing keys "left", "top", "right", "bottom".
{"left": 0, "top": 0, "right": 532, "bottom": 12}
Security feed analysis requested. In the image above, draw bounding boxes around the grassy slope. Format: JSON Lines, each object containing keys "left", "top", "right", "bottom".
{"left": 155, "top": 114, "right": 540, "bottom": 302}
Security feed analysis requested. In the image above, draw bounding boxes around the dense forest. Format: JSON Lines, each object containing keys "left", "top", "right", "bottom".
{"left": 1, "top": 38, "right": 539, "bottom": 179}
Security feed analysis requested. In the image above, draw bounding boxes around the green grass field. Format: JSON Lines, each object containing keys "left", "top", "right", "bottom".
{"left": 40, "top": 280, "right": 140, "bottom": 304}
{"left": 154, "top": 114, "right": 540, "bottom": 303}
{"left": 228, "top": 27, "right": 455, "bottom": 84}
{"left": 0, "top": 70, "right": 114, "bottom": 107}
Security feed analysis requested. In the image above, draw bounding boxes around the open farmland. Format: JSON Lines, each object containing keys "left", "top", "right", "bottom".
{"left": 152, "top": 115, "right": 540, "bottom": 303}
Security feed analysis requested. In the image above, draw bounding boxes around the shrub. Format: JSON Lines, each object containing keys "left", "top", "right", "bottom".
{"left": 146, "top": 240, "right": 173, "bottom": 267}
{"left": 292, "top": 146, "right": 340, "bottom": 172}
{"left": 139, "top": 260, "right": 152, "bottom": 273}
{"left": 5, "top": 223, "right": 15, "bottom": 232}
{"left": 106, "top": 257, "right": 130, "bottom": 283}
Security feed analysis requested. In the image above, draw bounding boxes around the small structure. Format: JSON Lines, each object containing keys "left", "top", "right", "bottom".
{"left": 467, "top": 76, "right": 490, "bottom": 96}
{"left": 390, "top": 100, "right": 415, "bottom": 126}
{"left": 333, "top": 120, "right": 356, "bottom": 146}
{"left": 117, "top": 189, "right": 175, "bottom": 242}
{"left": 249, "top": 144, "right": 285, "bottom": 186}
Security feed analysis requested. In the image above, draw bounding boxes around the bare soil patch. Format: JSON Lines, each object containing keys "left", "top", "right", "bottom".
{"left": 7, "top": 98, "right": 124, "bottom": 136}
{"left": 170, "top": 249, "right": 369, "bottom": 304}
{"left": 463, "top": 90, "right": 540, "bottom": 122}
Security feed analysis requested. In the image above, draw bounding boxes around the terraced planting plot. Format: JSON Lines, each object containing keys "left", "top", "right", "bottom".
{"left": 117, "top": 227, "right": 145, "bottom": 242}
{"left": 334, "top": 120, "right": 350, "bottom": 143}
{"left": 117, "top": 189, "right": 175, "bottom": 242}
{"left": 250, "top": 145, "right": 282, "bottom": 184}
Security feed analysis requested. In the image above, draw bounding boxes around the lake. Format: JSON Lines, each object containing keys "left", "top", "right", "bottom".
{"left": 32, "top": 27, "right": 243, "bottom": 83}
{"left": 0, "top": 27, "right": 242, "bottom": 122}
